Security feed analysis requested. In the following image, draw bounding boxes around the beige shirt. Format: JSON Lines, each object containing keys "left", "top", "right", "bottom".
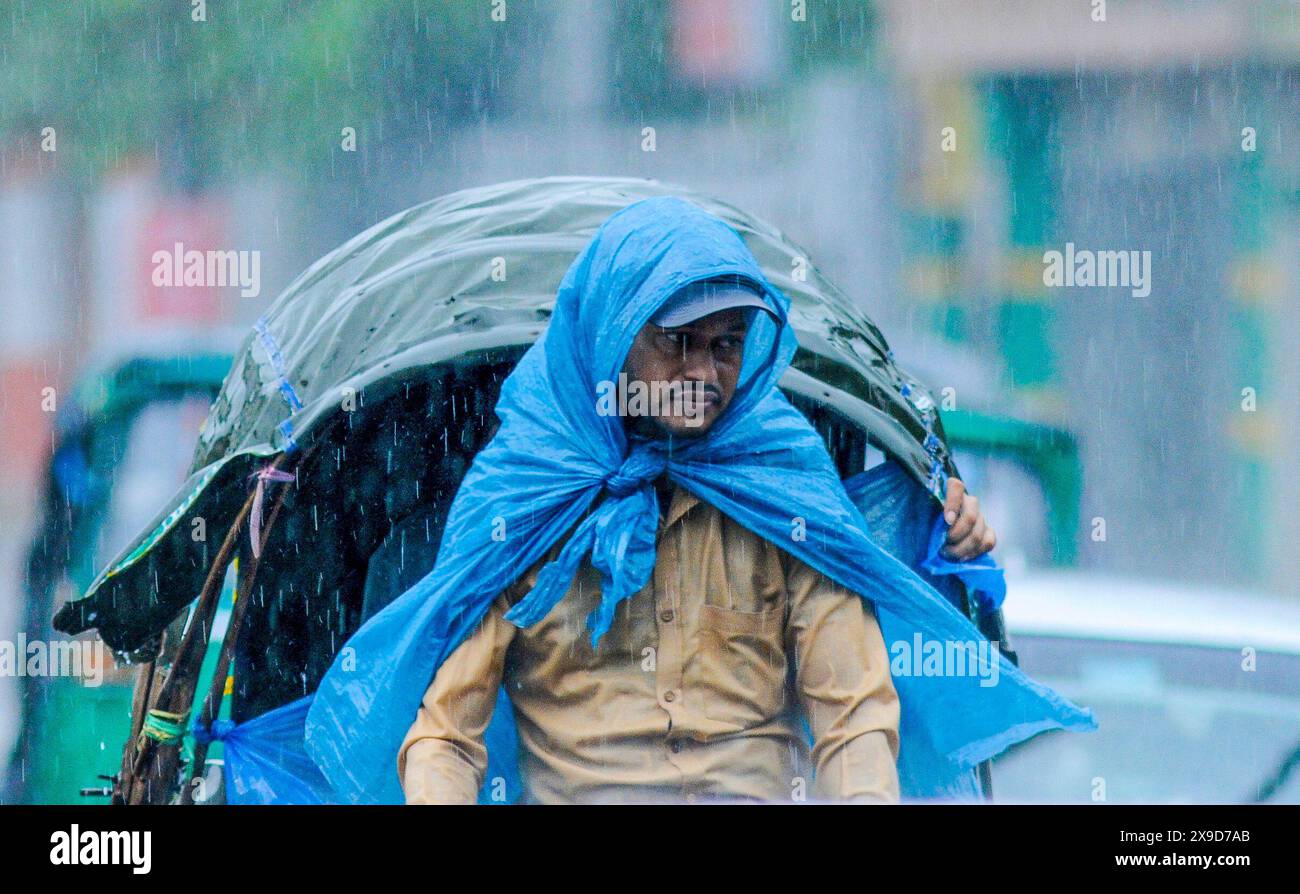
{"left": 398, "top": 484, "right": 901, "bottom": 804}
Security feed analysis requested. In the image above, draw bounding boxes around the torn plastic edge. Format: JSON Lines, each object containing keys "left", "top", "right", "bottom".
{"left": 79, "top": 445, "right": 278, "bottom": 604}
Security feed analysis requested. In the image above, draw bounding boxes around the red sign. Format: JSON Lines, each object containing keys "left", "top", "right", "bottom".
{"left": 137, "top": 200, "right": 227, "bottom": 323}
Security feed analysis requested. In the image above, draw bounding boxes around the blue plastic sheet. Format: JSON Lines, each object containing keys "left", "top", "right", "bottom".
{"left": 208, "top": 462, "right": 987, "bottom": 804}
{"left": 293, "top": 196, "right": 1094, "bottom": 804}
{"left": 844, "top": 466, "right": 1008, "bottom": 611}
{"left": 841, "top": 461, "right": 1002, "bottom": 799}
{"left": 920, "top": 516, "right": 1008, "bottom": 610}
{"left": 193, "top": 696, "right": 335, "bottom": 804}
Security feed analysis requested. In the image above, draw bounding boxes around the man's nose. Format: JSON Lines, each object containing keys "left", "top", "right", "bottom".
{"left": 680, "top": 348, "right": 720, "bottom": 385}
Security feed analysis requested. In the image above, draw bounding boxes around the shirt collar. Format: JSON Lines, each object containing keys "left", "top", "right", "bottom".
{"left": 661, "top": 484, "right": 702, "bottom": 531}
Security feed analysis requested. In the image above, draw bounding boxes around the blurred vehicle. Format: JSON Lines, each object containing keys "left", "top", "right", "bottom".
{"left": 878, "top": 332, "right": 1081, "bottom": 572}
{"left": 931, "top": 404, "right": 1300, "bottom": 804}
{"left": 11, "top": 346, "right": 234, "bottom": 803}
{"left": 935, "top": 409, "right": 1079, "bottom": 570}
{"left": 923, "top": 392, "right": 1300, "bottom": 804}
{"left": 992, "top": 570, "right": 1300, "bottom": 804}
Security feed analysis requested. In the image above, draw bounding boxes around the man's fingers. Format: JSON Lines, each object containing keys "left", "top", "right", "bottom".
{"left": 942, "top": 535, "right": 973, "bottom": 560}
{"left": 941, "top": 482, "right": 998, "bottom": 562}
{"left": 943, "top": 477, "right": 964, "bottom": 524}
{"left": 945, "top": 516, "right": 988, "bottom": 560}
{"left": 947, "top": 514, "right": 976, "bottom": 544}
{"left": 946, "top": 494, "right": 979, "bottom": 542}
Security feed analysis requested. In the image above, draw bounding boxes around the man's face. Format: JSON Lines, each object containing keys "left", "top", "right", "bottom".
{"left": 620, "top": 307, "right": 749, "bottom": 438}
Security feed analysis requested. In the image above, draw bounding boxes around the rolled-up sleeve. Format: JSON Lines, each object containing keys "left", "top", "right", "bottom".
{"left": 784, "top": 556, "right": 901, "bottom": 803}
{"left": 397, "top": 594, "right": 517, "bottom": 804}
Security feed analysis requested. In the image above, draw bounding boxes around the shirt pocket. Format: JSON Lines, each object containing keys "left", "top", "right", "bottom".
{"left": 694, "top": 602, "right": 789, "bottom": 727}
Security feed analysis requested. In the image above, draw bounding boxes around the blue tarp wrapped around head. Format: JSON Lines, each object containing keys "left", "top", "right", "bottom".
{"left": 283, "top": 195, "right": 1097, "bottom": 804}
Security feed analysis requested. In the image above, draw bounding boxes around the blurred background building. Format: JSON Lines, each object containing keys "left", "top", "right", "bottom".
{"left": 1, "top": 0, "right": 1297, "bottom": 792}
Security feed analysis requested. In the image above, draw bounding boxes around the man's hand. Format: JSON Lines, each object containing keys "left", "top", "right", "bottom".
{"left": 941, "top": 477, "right": 996, "bottom": 561}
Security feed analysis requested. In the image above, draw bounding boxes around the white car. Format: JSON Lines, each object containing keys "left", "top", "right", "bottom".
{"left": 991, "top": 569, "right": 1300, "bottom": 804}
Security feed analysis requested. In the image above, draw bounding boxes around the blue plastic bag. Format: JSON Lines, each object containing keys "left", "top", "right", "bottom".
{"left": 193, "top": 696, "right": 335, "bottom": 805}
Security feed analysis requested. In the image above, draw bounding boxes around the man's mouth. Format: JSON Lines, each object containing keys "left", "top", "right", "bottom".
{"left": 675, "top": 383, "right": 721, "bottom": 414}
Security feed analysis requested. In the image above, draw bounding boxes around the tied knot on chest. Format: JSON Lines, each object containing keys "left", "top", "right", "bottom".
{"left": 503, "top": 441, "right": 668, "bottom": 636}
{"left": 603, "top": 443, "right": 668, "bottom": 497}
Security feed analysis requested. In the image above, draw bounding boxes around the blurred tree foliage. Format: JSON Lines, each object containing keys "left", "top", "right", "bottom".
{"left": 0, "top": 0, "right": 542, "bottom": 189}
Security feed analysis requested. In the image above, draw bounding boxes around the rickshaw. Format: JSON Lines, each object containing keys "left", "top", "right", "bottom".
{"left": 53, "top": 176, "right": 1016, "bottom": 804}
{"left": 13, "top": 348, "right": 232, "bottom": 803}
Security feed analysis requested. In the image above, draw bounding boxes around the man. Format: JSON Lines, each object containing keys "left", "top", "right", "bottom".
{"left": 304, "top": 195, "right": 1094, "bottom": 806}
{"left": 397, "top": 277, "right": 997, "bottom": 805}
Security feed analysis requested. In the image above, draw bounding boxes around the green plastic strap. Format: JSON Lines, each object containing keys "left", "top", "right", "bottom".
{"left": 140, "top": 709, "right": 188, "bottom": 746}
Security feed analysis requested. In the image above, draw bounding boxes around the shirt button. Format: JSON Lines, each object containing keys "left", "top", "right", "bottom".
{"left": 686, "top": 793, "right": 698, "bottom": 804}
{"left": 660, "top": 609, "right": 674, "bottom": 623}
{"left": 663, "top": 690, "right": 676, "bottom": 703}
